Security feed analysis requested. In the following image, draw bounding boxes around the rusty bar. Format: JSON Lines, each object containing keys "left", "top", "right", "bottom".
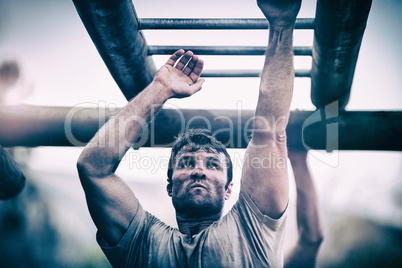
{"left": 72, "top": 0, "right": 157, "bottom": 101}
{"left": 148, "top": 45, "right": 312, "bottom": 56}
{"left": 0, "top": 105, "right": 401, "bottom": 151}
{"left": 201, "top": 69, "right": 311, "bottom": 78}
{"left": 311, "top": 0, "right": 373, "bottom": 109}
{"left": 139, "top": 18, "right": 315, "bottom": 30}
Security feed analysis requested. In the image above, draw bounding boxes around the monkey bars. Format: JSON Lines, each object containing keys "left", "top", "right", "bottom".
{"left": 71, "top": 0, "right": 373, "bottom": 110}
{"left": 2, "top": 0, "right": 397, "bottom": 152}
{"left": 0, "top": 0, "right": 394, "bottom": 198}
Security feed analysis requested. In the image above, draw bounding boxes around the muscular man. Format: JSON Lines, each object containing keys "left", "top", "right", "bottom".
{"left": 77, "top": 0, "right": 301, "bottom": 266}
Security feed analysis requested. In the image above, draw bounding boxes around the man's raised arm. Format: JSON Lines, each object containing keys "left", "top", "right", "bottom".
{"left": 242, "top": 0, "right": 302, "bottom": 219}
{"left": 77, "top": 50, "right": 204, "bottom": 246}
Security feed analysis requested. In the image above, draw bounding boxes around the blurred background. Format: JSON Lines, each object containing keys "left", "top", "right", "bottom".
{"left": 0, "top": 0, "right": 401, "bottom": 267}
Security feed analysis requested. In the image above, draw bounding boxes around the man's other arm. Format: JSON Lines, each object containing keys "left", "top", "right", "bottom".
{"left": 77, "top": 50, "right": 204, "bottom": 246}
{"left": 284, "top": 151, "right": 323, "bottom": 267}
{"left": 241, "top": 0, "right": 302, "bottom": 219}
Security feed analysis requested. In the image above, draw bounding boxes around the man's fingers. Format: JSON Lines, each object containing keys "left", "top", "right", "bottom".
{"left": 182, "top": 55, "right": 199, "bottom": 76}
{"left": 188, "top": 78, "right": 205, "bottom": 94}
{"left": 165, "top": 49, "right": 185, "bottom": 66}
{"left": 175, "top": 51, "right": 193, "bottom": 70}
{"left": 166, "top": 50, "right": 204, "bottom": 83}
{"left": 189, "top": 59, "right": 204, "bottom": 83}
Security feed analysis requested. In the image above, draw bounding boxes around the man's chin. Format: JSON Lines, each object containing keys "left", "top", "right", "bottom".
{"left": 186, "top": 194, "right": 211, "bottom": 207}
{"left": 173, "top": 195, "right": 224, "bottom": 217}
{"left": 189, "top": 187, "right": 207, "bottom": 195}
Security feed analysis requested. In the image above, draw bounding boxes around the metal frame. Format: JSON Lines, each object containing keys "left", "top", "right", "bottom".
{"left": 1, "top": 0, "right": 398, "bottom": 152}
{"left": 70, "top": 0, "right": 374, "bottom": 107}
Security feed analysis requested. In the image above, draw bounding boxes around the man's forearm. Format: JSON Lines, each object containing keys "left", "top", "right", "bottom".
{"left": 285, "top": 153, "right": 323, "bottom": 268}
{"left": 290, "top": 154, "right": 323, "bottom": 244}
{"left": 78, "top": 81, "right": 171, "bottom": 177}
{"left": 242, "top": 25, "right": 295, "bottom": 217}
{"left": 254, "top": 25, "right": 294, "bottom": 134}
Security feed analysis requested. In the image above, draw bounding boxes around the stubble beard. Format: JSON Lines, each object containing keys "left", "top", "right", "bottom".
{"left": 172, "top": 188, "right": 225, "bottom": 218}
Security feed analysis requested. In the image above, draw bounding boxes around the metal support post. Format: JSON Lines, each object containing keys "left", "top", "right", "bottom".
{"left": 311, "top": 0, "right": 373, "bottom": 109}
{"left": 72, "top": 0, "right": 157, "bottom": 101}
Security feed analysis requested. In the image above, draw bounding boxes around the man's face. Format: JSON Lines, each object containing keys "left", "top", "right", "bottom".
{"left": 171, "top": 147, "right": 232, "bottom": 217}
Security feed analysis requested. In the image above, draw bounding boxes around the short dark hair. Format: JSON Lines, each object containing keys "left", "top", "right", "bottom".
{"left": 167, "top": 129, "right": 233, "bottom": 194}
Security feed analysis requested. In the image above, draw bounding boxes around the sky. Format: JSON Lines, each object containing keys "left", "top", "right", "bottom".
{"left": 1, "top": 0, "right": 402, "bottom": 263}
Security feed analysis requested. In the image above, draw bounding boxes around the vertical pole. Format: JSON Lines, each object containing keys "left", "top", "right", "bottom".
{"left": 0, "top": 146, "right": 25, "bottom": 199}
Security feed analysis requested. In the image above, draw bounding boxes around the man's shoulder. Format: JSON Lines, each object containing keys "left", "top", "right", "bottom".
{"left": 226, "top": 186, "right": 288, "bottom": 231}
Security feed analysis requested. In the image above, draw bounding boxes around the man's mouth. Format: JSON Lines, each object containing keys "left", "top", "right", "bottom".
{"left": 190, "top": 183, "right": 207, "bottom": 190}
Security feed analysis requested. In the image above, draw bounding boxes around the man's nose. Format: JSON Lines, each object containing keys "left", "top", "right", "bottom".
{"left": 190, "top": 167, "right": 206, "bottom": 180}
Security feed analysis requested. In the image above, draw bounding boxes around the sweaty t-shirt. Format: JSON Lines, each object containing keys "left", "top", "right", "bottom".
{"left": 97, "top": 187, "right": 287, "bottom": 267}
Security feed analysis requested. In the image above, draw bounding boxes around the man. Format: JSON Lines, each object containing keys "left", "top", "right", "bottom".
{"left": 77, "top": 0, "right": 302, "bottom": 266}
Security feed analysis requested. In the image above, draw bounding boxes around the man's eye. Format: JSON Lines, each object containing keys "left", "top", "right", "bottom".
{"left": 178, "top": 159, "right": 195, "bottom": 169}
{"left": 184, "top": 160, "right": 195, "bottom": 168}
{"left": 207, "top": 161, "right": 220, "bottom": 170}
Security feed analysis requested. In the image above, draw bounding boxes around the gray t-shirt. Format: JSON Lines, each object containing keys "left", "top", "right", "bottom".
{"left": 97, "top": 187, "right": 287, "bottom": 267}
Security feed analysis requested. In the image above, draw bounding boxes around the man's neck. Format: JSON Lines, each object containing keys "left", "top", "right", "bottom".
{"left": 176, "top": 213, "right": 221, "bottom": 237}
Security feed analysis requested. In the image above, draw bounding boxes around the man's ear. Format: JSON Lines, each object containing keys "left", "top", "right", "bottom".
{"left": 167, "top": 182, "right": 172, "bottom": 197}
{"left": 225, "top": 182, "right": 234, "bottom": 200}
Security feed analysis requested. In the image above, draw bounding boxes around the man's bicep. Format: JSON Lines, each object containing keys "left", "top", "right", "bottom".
{"left": 241, "top": 135, "right": 289, "bottom": 219}
{"left": 78, "top": 169, "right": 139, "bottom": 246}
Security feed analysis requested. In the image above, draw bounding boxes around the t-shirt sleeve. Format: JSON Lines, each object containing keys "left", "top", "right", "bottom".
{"left": 96, "top": 203, "right": 149, "bottom": 267}
{"left": 231, "top": 186, "right": 288, "bottom": 267}
{"left": 238, "top": 185, "right": 288, "bottom": 231}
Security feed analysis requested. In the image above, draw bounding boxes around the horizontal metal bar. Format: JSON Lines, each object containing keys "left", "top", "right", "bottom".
{"left": 1, "top": 105, "right": 401, "bottom": 151}
{"left": 201, "top": 69, "right": 311, "bottom": 78}
{"left": 139, "top": 18, "right": 314, "bottom": 30}
{"left": 148, "top": 46, "right": 312, "bottom": 56}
